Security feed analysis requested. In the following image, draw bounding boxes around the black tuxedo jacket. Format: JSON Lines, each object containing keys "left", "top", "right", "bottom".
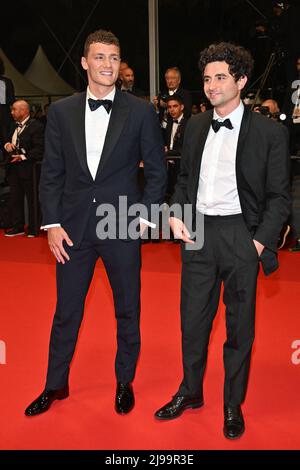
{"left": 39, "top": 89, "right": 167, "bottom": 247}
{"left": 171, "top": 106, "right": 291, "bottom": 275}
{"left": 6, "top": 118, "right": 44, "bottom": 178}
{"left": 165, "top": 116, "right": 188, "bottom": 154}
{"left": 124, "top": 87, "right": 146, "bottom": 98}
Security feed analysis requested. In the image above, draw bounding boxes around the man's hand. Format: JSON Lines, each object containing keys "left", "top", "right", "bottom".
{"left": 169, "top": 217, "right": 195, "bottom": 244}
{"left": 48, "top": 227, "right": 73, "bottom": 264}
{"left": 10, "top": 155, "right": 23, "bottom": 163}
{"left": 253, "top": 239, "right": 264, "bottom": 257}
{"left": 5, "top": 143, "right": 15, "bottom": 153}
{"left": 140, "top": 221, "right": 148, "bottom": 236}
{"left": 152, "top": 95, "right": 159, "bottom": 110}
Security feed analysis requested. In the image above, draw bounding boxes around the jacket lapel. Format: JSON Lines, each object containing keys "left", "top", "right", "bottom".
{"left": 95, "top": 89, "right": 130, "bottom": 177}
{"left": 70, "top": 92, "right": 92, "bottom": 180}
{"left": 191, "top": 110, "right": 213, "bottom": 199}
{"left": 236, "top": 105, "right": 252, "bottom": 167}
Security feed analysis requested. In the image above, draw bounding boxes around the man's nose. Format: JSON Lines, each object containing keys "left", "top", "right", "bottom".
{"left": 103, "top": 57, "right": 112, "bottom": 67}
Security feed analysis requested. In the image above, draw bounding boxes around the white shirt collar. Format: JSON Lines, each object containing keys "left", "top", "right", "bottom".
{"left": 213, "top": 100, "right": 244, "bottom": 128}
{"left": 174, "top": 113, "right": 184, "bottom": 123}
{"left": 87, "top": 86, "right": 116, "bottom": 101}
{"left": 19, "top": 115, "right": 30, "bottom": 127}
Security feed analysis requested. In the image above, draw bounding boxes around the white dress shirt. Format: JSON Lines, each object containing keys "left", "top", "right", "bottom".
{"left": 85, "top": 87, "right": 115, "bottom": 179}
{"left": 5, "top": 116, "right": 30, "bottom": 160}
{"left": 170, "top": 113, "right": 184, "bottom": 150}
{"left": 196, "top": 101, "right": 244, "bottom": 216}
{"left": 11, "top": 116, "right": 30, "bottom": 145}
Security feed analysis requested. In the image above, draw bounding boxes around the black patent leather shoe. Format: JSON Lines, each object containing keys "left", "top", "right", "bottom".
{"left": 25, "top": 386, "right": 69, "bottom": 416}
{"left": 155, "top": 396, "right": 203, "bottom": 420}
{"left": 115, "top": 382, "right": 135, "bottom": 414}
{"left": 223, "top": 405, "right": 245, "bottom": 439}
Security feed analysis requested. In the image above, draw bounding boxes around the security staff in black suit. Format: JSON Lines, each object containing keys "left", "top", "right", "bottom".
{"left": 4, "top": 100, "right": 44, "bottom": 237}
{"left": 120, "top": 67, "right": 145, "bottom": 98}
{"left": 164, "top": 94, "right": 188, "bottom": 201}
{"left": 153, "top": 67, "right": 192, "bottom": 127}
{"left": 25, "top": 30, "right": 166, "bottom": 417}
{"left": 164, "top": 95, "right": 188, "bottom": 154}
{"left": 155, "top": 43, "right": 290, "bottom": 439}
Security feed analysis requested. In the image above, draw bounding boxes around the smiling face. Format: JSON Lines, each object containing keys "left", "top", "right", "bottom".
{"left": 203, "top": 61, "right": 247, "bottom": 116}
{"left": 81, "top": 42, "right": 120, "bottom": 97}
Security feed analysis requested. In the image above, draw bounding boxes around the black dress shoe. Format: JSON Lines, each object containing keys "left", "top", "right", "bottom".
{"left": 155, "top": 395, "right": 203, "bottom": 420}
{"left": 289, "top": 239, "right": 300, "bottom": 252}
{"left": 5, "top": 227, "right": 25, "bottom": 237}
{"left": 115, "top": 382, "right": 134, "bottom": 414}
{"left": 223, "top": 405, "right": 245, "bottom": 439}
{"left": 25, "top": 386, "right": 69, "bottom": 416}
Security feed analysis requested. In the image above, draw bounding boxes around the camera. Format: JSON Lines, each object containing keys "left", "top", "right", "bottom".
{"left": 157, "top": 92, "right": 169, "bottom": 104}
{"left": 254, "top": 105, "right": 286, "bottom": 122}
{"left": 9, "top": 146, "right": 26, "bottom": 160}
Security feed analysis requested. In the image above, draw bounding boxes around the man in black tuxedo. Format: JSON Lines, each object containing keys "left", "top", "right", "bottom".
{"left": 164, "top": 94, "right": 188, "bottom": 201}
{"left": 164, "top": 94, "right": 188, "bottom": 154}
{"left": 155, "top": 42, "right": 290, "bottom": 439}
{"left": 25, "top": 30, "right": 166, "bottom": 416}
{"left": 153, "top": 67, "right": 192, "bottom": 127}
{"left": 4, "top": 100, "right": 44, "bottom": 237}
{"left": 120, "top": 67, "right": 145, "bottom": 98}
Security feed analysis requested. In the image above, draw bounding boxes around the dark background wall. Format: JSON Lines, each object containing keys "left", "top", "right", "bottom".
{"left": 1, "top": 0, "right": 299, "bottom": 101}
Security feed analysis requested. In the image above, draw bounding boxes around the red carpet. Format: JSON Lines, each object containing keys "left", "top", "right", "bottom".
{"left": 0, "top": 232, "right": 299, "bottom": 450}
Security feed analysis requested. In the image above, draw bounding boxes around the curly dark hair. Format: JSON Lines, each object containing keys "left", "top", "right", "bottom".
{"left": 198, "top": 42, "right": 254, "bottom": 81}
{"left": 84, "top": 29, "right": 120, "bottom": 57}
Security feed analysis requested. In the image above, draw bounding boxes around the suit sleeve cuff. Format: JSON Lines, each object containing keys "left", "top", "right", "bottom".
{"left": 140, "top": 217, "right": 156, "bottom": 229}
{"left": 41, "top": 223, "right": 61, "bottom": 230}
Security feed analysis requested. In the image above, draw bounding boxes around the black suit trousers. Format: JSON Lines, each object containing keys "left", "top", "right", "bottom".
{"left": 177, "top": 214, "right": 259, "bottom": 406}
{"left": 7, "top": 162, "right": 35, "bottom": 232}
{"left": 45, "top": 204, "right": 141, "bottom": 389}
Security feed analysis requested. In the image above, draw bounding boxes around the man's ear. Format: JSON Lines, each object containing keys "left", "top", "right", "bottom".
{"left": 81, "top": 56, "right": 88, "bottom": 71}
{"left": 238, "top": 75, "right": 248, "bottom": 91}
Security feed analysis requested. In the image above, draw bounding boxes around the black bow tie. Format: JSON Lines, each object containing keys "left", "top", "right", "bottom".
{"left": 88, "top": 98, "right": 113, "bottom": 113}
{"left": 211, "top": 118, "right": 233, "bottom": 132}
{"left": 173, "top": 119, "right": 179, "bottom": 124}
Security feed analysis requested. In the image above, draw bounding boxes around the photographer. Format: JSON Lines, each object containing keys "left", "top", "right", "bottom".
{"left": 3, "top": 100, "right": 44, "bottom": 237}
{"left": 153, "top": 67, "right": 192, "bottom": 128}
{"left": 254, "top": 99, "right": 291, "bottom": 249}
{"left": 254, "top": 99, "right": 285, "bottom": 122}
{"left": 164, "top": 95, "right": 189, "bottom": 203}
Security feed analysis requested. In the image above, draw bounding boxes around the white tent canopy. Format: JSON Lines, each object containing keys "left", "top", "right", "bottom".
{"left": 25, "top": 45, "right": 75, "bottom": 96}
{"left": 0, "top": 48, "right": 47, "bottom": 98}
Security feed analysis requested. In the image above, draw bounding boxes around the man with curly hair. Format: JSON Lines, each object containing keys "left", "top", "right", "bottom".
{"left": 155, "top": 42, "right": 290, "bottom": 439}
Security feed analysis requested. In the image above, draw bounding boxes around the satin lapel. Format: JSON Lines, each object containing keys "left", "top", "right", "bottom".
{"left": 95, "top": 89, "right": 130, "bottom": 177}
{"left": 236, "top": 105, "right": 252, "bottom": 167}
{"left": 69, "top": 91, "right": 92, "bottom": 180}
{"left": 191, "top": 109, "right": 213, "bottom": 198}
